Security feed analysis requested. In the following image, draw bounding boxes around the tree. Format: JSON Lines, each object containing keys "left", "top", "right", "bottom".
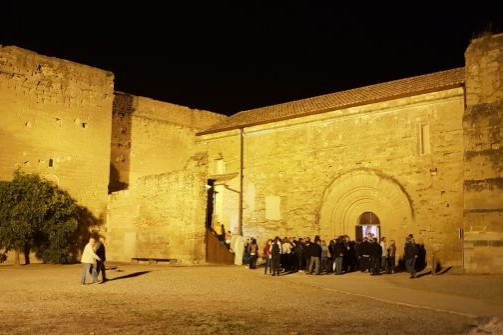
{"left": 0, "top": 171, "right": 80, "bottom": 264}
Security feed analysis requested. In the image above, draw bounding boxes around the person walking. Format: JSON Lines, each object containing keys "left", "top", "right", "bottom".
{"left": 94, "top": 236, "right": 107, "bottom": 283}
{"left": 404, "top": 236, "right": 419, "bottom": 278}
{"left": 80, "top": 237, "right": 101, "bottom": 285}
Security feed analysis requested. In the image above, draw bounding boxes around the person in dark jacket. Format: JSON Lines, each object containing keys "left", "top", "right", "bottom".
{"left": 309, "top": 239, "right": 322, "bottom": 275}
{"left": 94, "top": 236, "right": 107, "bottom": 283}
{"left": 271, "top": 236, "right": 282, "bottom": 276}
{"left": 358, "top": 237, "right": 372, "bottom": 272}
{"left": 404, "top": 236, "right": 419, "bottom": 278}
{"left": 370, "top": 238, "right": 382, "bottom": 276}
{"left": 333, "top": 237, "right": 346, "bottom": 275}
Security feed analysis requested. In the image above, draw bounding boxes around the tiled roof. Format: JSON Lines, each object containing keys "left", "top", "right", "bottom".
{"left": 197, "top": 68, "right": 465, "bottom": 135}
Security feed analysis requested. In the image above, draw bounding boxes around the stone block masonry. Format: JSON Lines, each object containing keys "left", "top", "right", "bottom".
{"left": 0, "top": 45, "right": 114, "bottom": 219}
{"left": 463, "top": 33, "right": 503, "bottom": 273}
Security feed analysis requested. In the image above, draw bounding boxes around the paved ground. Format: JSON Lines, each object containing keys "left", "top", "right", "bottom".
{"left": 0, "top": 263, "right": 502, "bottom": 334}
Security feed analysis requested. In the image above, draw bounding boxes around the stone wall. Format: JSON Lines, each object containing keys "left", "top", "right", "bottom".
{"left": 109, "top": 92, "right": 226, "bottom": 192}
{"left": 107, "top": 94, "right": 226, "bottom": 262}
{"left": 200, "top": 88, "right": 465, "bottom": 266}
{"left": 0, "top": 45, "right": 114, "bottom": 219}
{"left": 463, "top": 33, "right": 503, "bottom": 273}
{"left": 106, "top": 153, "right": 209, "bottom": 263}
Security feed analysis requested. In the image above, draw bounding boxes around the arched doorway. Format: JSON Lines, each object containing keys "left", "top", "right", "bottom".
{"left": 318, "top": 169, "right": 413, "bottom": 240}
{"left": 355, "top": 211, "right": 380, "bottom": 241}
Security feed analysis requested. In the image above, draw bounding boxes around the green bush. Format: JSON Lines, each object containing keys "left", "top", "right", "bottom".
{"left": 0, "top": 171, "right": 81, "bottom": 263}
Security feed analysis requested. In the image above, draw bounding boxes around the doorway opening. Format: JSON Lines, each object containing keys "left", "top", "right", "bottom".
{"left": 204, "top": 179, "right": 216, "bottom": 230}
{"left": 355, "top": 211, "right": 380, "bottom": 241}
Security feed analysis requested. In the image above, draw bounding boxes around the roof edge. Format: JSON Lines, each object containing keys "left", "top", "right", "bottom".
{"left": 197, "top": 80, "right": 465, "bottom": 136}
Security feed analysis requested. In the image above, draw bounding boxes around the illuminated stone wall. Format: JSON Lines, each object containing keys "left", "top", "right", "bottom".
{"left": 200, "top": 88, "right": 466, "bottom": 266}
{"left": 107, "top": 94, "right": 226, "bottom": 262}
{"left": 109, "top": 92, "right": 226, "bottom": 192}
{"left": 0, "top": 45, "right": 114, "bottom": 220}
{"left": 106, "top": 154, "right": 209, "bottom": 263}
{"left": 463, "top": 33, "right": 503, "bottom": 273}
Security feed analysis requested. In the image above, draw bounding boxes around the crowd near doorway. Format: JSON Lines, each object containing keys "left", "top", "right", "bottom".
{"left": 355, "top": 211, "right": 380, "bottom": 241}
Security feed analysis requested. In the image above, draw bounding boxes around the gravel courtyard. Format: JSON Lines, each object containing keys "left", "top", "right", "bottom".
{"left": 1, "top": 263, "right": 502, "bottom": 335}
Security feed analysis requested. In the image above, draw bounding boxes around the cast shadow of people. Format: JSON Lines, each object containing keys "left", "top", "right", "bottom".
{"left": 108, "top": 271, "right": 151, "bottom": 282}
{"left": 415, "top": 243, "right": 427, "bottom": 272}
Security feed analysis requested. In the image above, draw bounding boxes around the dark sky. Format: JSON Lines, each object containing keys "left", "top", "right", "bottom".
{"left": 1, "top": 1, "right": 503, "bottom": 116}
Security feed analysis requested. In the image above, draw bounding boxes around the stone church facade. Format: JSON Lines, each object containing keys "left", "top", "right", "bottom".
{"left": 0, "top": 33, "right": 502, "bottom": 272}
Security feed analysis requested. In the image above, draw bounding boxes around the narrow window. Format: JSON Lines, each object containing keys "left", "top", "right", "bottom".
{"left": 419, "top": 123, "right": 431, "bottom": 155}
{"left": 49, "top": 158, "right": 54, "bottom": 167}
{"left": 215, "top": 158, "right": 225, "bottom": 174}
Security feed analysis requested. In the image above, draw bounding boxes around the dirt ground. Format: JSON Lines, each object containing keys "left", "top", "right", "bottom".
{"left": 1, "top": 263, "right": 502, "bottom": 335}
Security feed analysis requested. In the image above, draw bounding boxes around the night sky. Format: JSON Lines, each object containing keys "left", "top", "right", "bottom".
{"left": 1, "top": 1, "right": 503, "bottom": 116}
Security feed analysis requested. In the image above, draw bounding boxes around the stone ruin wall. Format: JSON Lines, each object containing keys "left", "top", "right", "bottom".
{"left": 201, "top": 88, "right": 466, "bottom": 266}
{"left": 0, "top": 45, "right": 114, "bottom": 220}
{"left": 200, "top": 130, "right": 242, "bottom": 234}
{"left": 106, "top": 157, "right": 209, "bottom": 263}
{"left": 107, "top": 94, "right": 226, "bottom": 262}
{"left": 463, "top": 33, "right": 503, "bottom": 273}
{"left": 109, "top": 92, "right": 226, "bottom": 192}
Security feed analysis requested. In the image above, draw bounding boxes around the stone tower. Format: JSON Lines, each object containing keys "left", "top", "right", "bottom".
{"left": 463, "top": 32, "right": 503, "bottom": 272}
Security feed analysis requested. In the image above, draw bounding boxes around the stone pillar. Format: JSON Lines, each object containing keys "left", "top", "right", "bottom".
{"left": 463, "top": 33, "right": 503, "bottom": 273}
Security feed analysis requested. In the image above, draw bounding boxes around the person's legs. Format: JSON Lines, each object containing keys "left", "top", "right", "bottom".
{"left": 100, "top": 261, "right": 107, "bottom": 281}
{"left": 264, "top": 258, "right": 271, "bottom": 275}
{"left": 336, "top": 256, "right": 343, "bottom": 275}
{"left": 80, "top": 263, "right": 91, "bottom": 284}
{"left": 410, "top": 257, "right": 417, "bottom": 277}
{"left": 405, "top": 258, "right": 416, "bottom": 278}
{"left": 90, "top": 264, "right": 99, "bottom": 283}
{"left": 313, "top": 257, "right": 320, "bottom": 275}
{"left": 374, "top": 256, "right": 381, "bottom": 275}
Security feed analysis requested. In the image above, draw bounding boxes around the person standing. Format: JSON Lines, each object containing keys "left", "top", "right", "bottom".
{"left": 247, "top": 238, "right": 259, "bottom": 269}
{"left": 404, "top": 236, "right": 419, "bottom": 278}
{"left": 80, "top": 237, "right": 101, "bottom": 285}
{"left": 263, "top": 239, "right": 272, "bottom": 275}
{"left": 320, "top": 240, "right": 330, "bottom": 274}
{"left": 94, "top": 236, "right": 107, "bottom": 283}
{"left": 380, "top": 237, "right": 387, "bottom": 273}
{"left": 387, "top": 239, "right": 396, "bottom": 274}
{"left": 309, "top": 239, "right": 322, "bottom": 275}
{"left": 370, "top": 237, "right": 382, "bottom": 276}
{"left": 333, "top": 237, "right": 346, "bottom": 275}
{"left": 271, "top": 236, "right": 283, "bottom": 276}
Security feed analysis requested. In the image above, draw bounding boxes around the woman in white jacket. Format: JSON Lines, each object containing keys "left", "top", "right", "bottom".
{"left": 80, "top": 237, "right": 101, "bottom": 285}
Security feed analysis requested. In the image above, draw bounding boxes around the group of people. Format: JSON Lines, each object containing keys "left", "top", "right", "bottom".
{"left": 79, "top": 231, "right": 420, "bottom": 284}
{"left": 243, "top": 233, "right": 420, "bottom": 278}
{"left": 80, "top": 235, "right": 107, "bottom": 285}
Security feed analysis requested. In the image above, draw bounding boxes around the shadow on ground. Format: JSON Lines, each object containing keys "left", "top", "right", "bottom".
{"left": 109, "top": 271, "right": 151, "bottom": 281}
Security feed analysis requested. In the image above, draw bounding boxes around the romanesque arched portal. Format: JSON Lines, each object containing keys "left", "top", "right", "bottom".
{"left": 318, "top": 169, "right": 413, "bottom": 240}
